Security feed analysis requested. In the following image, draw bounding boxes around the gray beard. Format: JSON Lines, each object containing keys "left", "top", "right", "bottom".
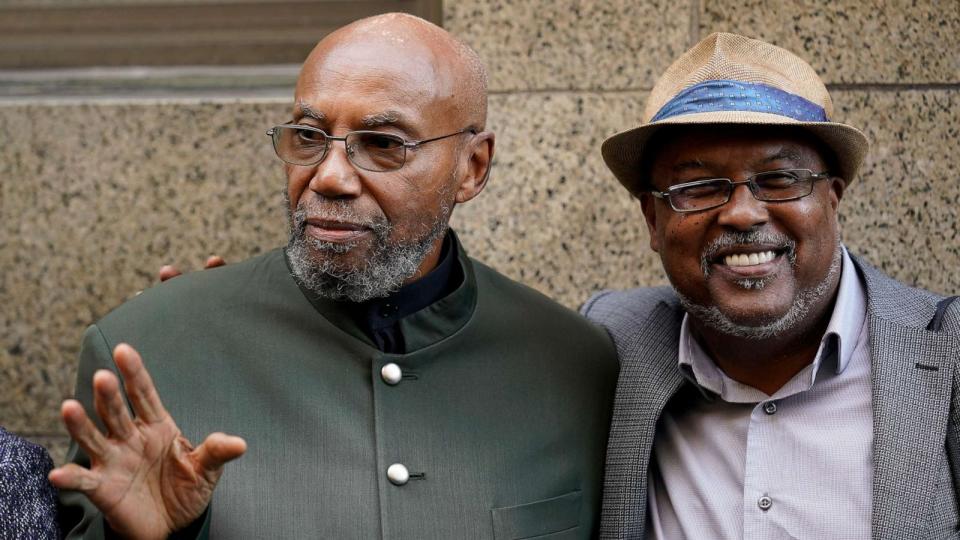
{"left": 676, "top": 231, "right": 842, "bottom": 340}
{"left": 285, "top": 197, "right": 450, "bottom": 302}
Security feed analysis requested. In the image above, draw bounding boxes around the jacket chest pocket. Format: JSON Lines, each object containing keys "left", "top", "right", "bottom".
{"left": 491, "top": 490, "right": 582, "bottom": 540}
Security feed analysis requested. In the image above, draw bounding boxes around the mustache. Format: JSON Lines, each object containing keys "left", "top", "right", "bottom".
{"left": 292, "top": 199, "right": 390, "bottom": 236}
{"left": 700, "top": 230, "right": 797, "bottom": 276}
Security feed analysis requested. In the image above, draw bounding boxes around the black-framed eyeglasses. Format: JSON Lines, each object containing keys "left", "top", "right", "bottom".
{"left": 266, "top": 124, "right": 475, "bottom": 172}
{"left": 649, "top": 169, "right": 832, "bottom": 213}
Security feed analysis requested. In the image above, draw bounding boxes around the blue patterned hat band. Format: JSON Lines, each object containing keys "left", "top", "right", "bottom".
{"left": 650, "top": 79, "right": 828, "bottom": 123}
{"left": 601, "top": 33, "right": 869, "bottom": 190}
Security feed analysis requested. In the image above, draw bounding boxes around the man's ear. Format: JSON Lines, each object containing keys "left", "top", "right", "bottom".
{"left": 827, "top": 176, "right": 846, "bottom": 212}
{"left": 639, "top": 192, "right": 661, "bottom": 253}
{"left": 455, "top": 131, "right": 495, "bottom": 204}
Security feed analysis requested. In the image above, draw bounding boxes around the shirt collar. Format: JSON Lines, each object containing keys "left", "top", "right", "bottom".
{"left": 820, "top": 246, "right": 867, "bottom": 374}
{"left": 358, "top": 232, "right": 458, "bottom": 331}
{"left": 678, "top": 246, "right": 867, "bottom": 401}
{"left": 288, "top": 229, "right": 477, "bottom": 354}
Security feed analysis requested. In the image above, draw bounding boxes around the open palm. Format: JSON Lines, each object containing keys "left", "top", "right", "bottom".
{"left": 49, "top": 344, "right": 246, "bottom": 539}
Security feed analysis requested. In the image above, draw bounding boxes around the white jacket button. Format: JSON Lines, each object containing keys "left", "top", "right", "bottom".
{"left": 387, "top": 463, "right": 409, "bottom": 486}
{"left": 381, "top": 363, "right": 402, "bottom": 385}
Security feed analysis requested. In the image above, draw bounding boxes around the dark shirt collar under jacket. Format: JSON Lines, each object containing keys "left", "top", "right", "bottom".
{"left": 287, "top": 229, "right": 477, "bottom": 355}
{"left": 349, "top": 232, "right": 460, "bottom": 353}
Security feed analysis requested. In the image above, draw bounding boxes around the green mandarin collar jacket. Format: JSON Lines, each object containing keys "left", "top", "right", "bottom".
{"left": 62, "top": 232, "right": 619, "bottom": 539}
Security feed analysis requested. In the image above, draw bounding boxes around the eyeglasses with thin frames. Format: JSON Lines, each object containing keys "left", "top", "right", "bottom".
{"left": 266, "top": 124, "right": 475, "bottom": 172}
{"left": 649, "top": 168, "right": 832, "bottom": 213}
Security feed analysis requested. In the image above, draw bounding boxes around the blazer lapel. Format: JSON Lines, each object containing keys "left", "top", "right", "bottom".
{"left": 870, "top": 314, "right": 957, "bottom": 539}
{"left": 600, "top": 302, "right": 686, "bottom": 540}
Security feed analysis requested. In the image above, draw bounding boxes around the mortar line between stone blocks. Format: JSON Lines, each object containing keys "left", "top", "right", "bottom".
{"left": 488, "top": 87, "right": 652, "bottom": 96}
{"left": 827, "top": 83, "right": 960, "bottom": 92}
{"left": 0, "top": 94, "right": 293, "bottom": 106}
{"left": 689, "top": 0, "right": 701, "bottom": 48}
{"left": 488, "top": 83, "right": 959, "bottom": 96}
{"left": 3, "top": 83, "right": 955, "bottom": 106}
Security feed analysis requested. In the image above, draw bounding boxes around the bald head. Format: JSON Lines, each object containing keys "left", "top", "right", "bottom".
{"left": 283, "top": 13, "right": 496, "bottom": 299}
{"left": 298, "top": 13, "right": 487, "bottom": 131}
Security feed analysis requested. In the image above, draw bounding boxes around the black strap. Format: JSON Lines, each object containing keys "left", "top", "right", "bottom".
{"left": 927, "top": 296, "right": 959, "bottom": 332}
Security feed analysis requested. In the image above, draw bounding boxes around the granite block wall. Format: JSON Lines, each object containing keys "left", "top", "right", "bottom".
{"left": 2, "top": 0, "right": 958, "bottom": 461}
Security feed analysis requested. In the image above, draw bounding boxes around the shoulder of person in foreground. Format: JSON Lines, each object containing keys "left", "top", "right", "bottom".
{"left": 469, "top": 256, "right": 619, "bottom": 354}
{"left": 0, "top": 428, "right": 59, "bottom": 539}
{"left": 580, "top": 285, "right": 680, "bottom": 328}
{"left": 850, "top": 252, "right": 958, "bottom": 332}
{"left": 101, "top": 248, "right": 288, "bottom": 330}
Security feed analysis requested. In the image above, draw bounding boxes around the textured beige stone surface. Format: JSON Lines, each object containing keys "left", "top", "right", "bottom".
{"left": 4, "top": 0, "right": 960, "bottom": 461}
{"left": 0, "top": 94, "right": 660, "bottom": 440}
{"left": 1, "top": 100, "right": 291, "bottom": 436}
{"left": 445, "top": 0, "right": 690, "bottom": 91}
{"left": 455, "top": 91, "right": 663, "bottom": 308}
{"left": 3, "top": 88, "right": 959, "bottom": 446}
{"left": 836, "top": 89, "right": 960, "bottom": 291}
{"left": 700, "top": 0, "right": 960, "bottom": 84}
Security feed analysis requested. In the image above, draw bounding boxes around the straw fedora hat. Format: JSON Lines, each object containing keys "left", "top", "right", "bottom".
{"left": 601, "top": 32, "right": 869, "bottom": 193}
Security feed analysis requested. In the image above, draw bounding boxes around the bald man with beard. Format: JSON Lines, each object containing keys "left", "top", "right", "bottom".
{"left": 51, "top": 14, "right": 617, "bottom": 540}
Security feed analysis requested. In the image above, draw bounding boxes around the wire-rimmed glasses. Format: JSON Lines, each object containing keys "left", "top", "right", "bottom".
{"left": 266, "top": 124, "right": 475, "bottom": 172}
{"left": 649, "top": 169, "right": 832, "bottom": 213}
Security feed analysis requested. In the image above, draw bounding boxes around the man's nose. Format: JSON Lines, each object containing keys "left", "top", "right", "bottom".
{"left": 307, "top": 143, "right": 362, "bottom": 198}
{"left": 716, "top": 182, "right": 768, "bottom": 230}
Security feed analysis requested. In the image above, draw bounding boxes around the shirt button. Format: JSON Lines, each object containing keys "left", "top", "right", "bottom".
{"left": 380, "top": 303, "right": 397, "bottom": 318}
{"left": 381, "top": 363, "right": 402, "bottom": 385}
{"left": 758, "top": 495, "right": 773, "bottom": 511}
{"left": 387, "top": 463, "right": 409, "bottom": 486}
{"left": 763, "top": 401, "right": 778, "bottom": 415}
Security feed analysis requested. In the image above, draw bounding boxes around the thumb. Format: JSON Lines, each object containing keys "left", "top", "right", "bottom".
{"left": 194, "top": 432, "right": 247, "bottom": 473}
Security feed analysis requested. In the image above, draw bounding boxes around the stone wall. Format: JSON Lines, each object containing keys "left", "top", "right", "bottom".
{"left": 2, "top": 0, "right": 958, "bottom": 461}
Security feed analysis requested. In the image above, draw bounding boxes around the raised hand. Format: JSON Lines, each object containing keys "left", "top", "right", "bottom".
{"left": 49, "top": 344, "right": 246, "bottom": 540}
{"left": 159, "top": 255, "right": 226, "bottom": 282}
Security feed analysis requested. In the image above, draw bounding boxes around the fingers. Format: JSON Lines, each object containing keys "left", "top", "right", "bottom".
{"left": 194, "top": 432, "right": 247, "bottom": 472}
{"left": 92, "top": 369, "right": 136, "bottom": 439}
{"left": 158, "top": 265, "right": 182, "bottom": 282}
{"left": 204, "top": 256, "right": 225, "bottom": 269}
{"left": 159, "top": 256, "right": 223, "bottom": 282}
{"left": 48, "top": 463, "right": 101, "bottom": 492}
{"left": 60, "top": 399, "right": 111, "bottom": 461}
{"left": 113, "top": 344, "right": 169, "bottom": 424}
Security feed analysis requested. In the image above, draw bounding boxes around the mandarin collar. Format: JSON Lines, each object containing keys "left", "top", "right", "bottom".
{"left": 358, "top": 232, "right": 458, "bottom": 331}
{"left": 286, "top": 229, "right": 477, "bottom": 353}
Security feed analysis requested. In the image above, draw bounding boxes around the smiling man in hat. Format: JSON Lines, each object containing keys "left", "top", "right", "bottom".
{"left": 583, "top": 33, "right": 960, "bottom": 539}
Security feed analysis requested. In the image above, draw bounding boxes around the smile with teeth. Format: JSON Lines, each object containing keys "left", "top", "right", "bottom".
{"left": 723, "top": 250, "right": 777, "bottom": 267}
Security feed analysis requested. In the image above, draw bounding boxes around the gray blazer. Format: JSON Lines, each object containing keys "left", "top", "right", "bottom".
{"left": 582, "top": 255, "right": 960, "bottom": 540}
